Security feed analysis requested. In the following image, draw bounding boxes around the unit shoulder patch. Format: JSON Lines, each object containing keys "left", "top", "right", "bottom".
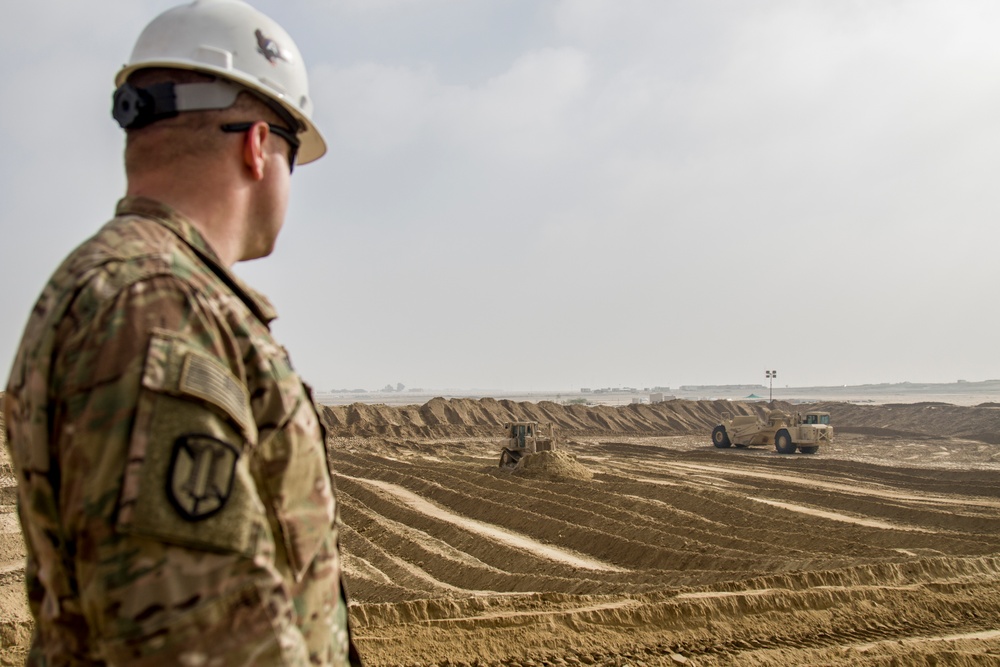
{"left": 167, "top": 434, "right": 240, "bottom": 521}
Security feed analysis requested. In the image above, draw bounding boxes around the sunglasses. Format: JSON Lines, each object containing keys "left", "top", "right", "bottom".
{"left": 221, "top": 122, "right": 300, "bottom": 174}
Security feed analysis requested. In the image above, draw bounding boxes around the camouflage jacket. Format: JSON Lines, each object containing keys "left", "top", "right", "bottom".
{"left": 4, "top": 197, "right": 359, "bottom": 666}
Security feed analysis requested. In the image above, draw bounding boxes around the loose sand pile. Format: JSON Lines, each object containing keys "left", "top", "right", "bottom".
{"left": 320, "top": 396, "right": 772, "bottom": 439}
{"left": 511, "top": 450, "right": 593, "bottom": 481}
{"left": 320, "top": 396, "right": 1000, "bottom": 445}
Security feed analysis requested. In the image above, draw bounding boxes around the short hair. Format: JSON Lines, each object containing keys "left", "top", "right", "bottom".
{"left": 123, "top": 68, "right": 286, "bottom": 174}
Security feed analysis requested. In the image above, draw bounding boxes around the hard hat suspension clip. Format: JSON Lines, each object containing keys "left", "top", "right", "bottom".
{"left": 113, "top": 80, "right": 243, "bottom": 130}
{"left": 113, "top": 82, "right": 178, "bottom": 129}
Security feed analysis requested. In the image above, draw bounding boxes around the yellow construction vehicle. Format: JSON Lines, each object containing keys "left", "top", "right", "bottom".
{"left": 498, "top": 421, "right": 557, "bottom": 467}
{"left": 711, "top": 410, "right": 832, "bottom": 454}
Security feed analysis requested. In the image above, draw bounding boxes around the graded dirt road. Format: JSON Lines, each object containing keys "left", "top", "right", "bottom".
{"left": 4, "top": 399, "right": 1000, "bottom": 666}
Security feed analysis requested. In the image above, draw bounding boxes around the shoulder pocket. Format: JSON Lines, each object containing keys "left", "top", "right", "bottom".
{"left": 117, "top": 330, "right": 266, "bottom": 556}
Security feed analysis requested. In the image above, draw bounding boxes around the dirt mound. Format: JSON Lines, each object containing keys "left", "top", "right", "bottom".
{"left": 511, "top": 450, "right": 593, "bottom": 481}
{"left": 321, "top": 398, "right": 772, "bottom": 439}
{"left": 816, "top": 401, "right": 1000, "bottom": 444}
{"left": 320, "top": 398, "right": 1000, "bottom": 445}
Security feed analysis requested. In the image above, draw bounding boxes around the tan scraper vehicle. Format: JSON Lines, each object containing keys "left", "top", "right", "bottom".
{"left": 711, "top": 410, "right": 832, "bottom": 454}
{"left": 499, "top": 421, "right": 556, "bottom": 467}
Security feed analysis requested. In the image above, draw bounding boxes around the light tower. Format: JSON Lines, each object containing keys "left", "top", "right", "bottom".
{"left": 766, "top": 370, "right": 776, "bottom": 402}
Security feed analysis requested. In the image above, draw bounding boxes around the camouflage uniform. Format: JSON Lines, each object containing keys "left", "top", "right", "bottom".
{"left": 4, "top": 196, "right": 359, "bottom": 666}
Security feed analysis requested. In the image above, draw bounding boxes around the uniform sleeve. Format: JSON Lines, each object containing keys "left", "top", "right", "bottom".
{"left": 54, "top": 274, "right": 311, "bottom": 666}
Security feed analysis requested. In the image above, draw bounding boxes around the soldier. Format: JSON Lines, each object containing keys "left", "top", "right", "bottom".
{"left": 3, "top": 1, "right": 361, "bottom": 664}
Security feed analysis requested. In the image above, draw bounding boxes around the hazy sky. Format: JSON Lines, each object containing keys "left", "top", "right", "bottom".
{"left": 4, "top": 0, "right": 1000, "bottom": 392}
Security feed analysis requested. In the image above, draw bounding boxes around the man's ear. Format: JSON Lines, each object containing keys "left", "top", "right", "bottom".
{"left": 243, "top": 121, "right": 269, "bottom": 181}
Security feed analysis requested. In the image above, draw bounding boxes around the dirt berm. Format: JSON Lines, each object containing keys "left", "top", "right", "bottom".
{"left": 322, "top": 397, "right": 768, "bottom": 439}
{"left": 320, "top": 397, "right": 1000, "bottom": 443}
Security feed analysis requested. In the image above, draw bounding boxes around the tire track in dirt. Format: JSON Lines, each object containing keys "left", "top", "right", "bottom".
{"left": 592, "top": 468, "right": 902, "bottom": 562}
{"left": 335, "top": 475, "right": 622, "bottom": 599}
{"left": 337, "top": 453, "right": 729, "bottom": 578}
{"left": 669, "top": 460, "right": 1000, "bottom": 509}
{"left": 337, "top": 450, "right": 869, "bottom": 586}
{"left": 654, "top": 456, "right": 1000, "bottom": 554}
{"left": 748, "top": 497, "right": 936, "bottom": 532}
{"left": 338, "top": 428, "right": 1000, "bottom": 665}
{"left": 352, "top": 557, "right": 1000, "bottom": 666}
{"left": 341, "top": 474, "right": 625, "bottom": 572}
{"left": 593, "top": 445, "right": 1000, "bottom": 553}
{"left": 377, "top": 454, "right": 809, "bottom": 566}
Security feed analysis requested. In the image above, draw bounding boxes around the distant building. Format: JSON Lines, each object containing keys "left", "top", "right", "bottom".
{"left": 679, "top": 384, "right": 766, "bottom": 392}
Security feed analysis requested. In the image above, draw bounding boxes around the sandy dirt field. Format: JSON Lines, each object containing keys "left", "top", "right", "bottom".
{"left": 4, "top": 398, "right": 1000, "bottom": 666}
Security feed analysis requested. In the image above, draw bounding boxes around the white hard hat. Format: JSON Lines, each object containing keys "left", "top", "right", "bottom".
{"left": 114, "top": 0, "right": 326, "bottom": 164}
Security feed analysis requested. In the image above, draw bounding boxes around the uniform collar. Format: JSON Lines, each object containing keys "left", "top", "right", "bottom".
{"left": 115, "top": 196, "right": 278, "bottom": 325}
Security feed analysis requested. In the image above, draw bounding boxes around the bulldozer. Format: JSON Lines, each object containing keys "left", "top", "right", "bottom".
{"left": 498, "top": 421, "right": 556, "bottom": 467}
{"left": 711, "top": 409, "right": 832, "bottom": 454}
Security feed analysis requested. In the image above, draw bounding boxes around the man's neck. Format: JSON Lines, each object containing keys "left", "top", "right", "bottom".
{"left": 127, "top": 171, "right": 248, "bottom": 266}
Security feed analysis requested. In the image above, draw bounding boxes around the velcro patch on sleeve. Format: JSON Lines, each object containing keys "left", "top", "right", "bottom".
{"left": 179, "top": 352, "right": 252, "bottom": 436}
{"left": 117, "top": 330, "right": 266, "bottom": 555}
{"left": 141, "top": 330, "right": 253, "bottom": 440}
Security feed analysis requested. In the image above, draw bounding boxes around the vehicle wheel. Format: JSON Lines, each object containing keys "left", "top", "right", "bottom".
{"left": 799, "top": 445, "right": 818, "bottom": 454}
{"left": 712, "top": 425, "right": 731, "bottom": 448}
{"left": 774, "top": 429, "right": 796, "bottom": 454}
